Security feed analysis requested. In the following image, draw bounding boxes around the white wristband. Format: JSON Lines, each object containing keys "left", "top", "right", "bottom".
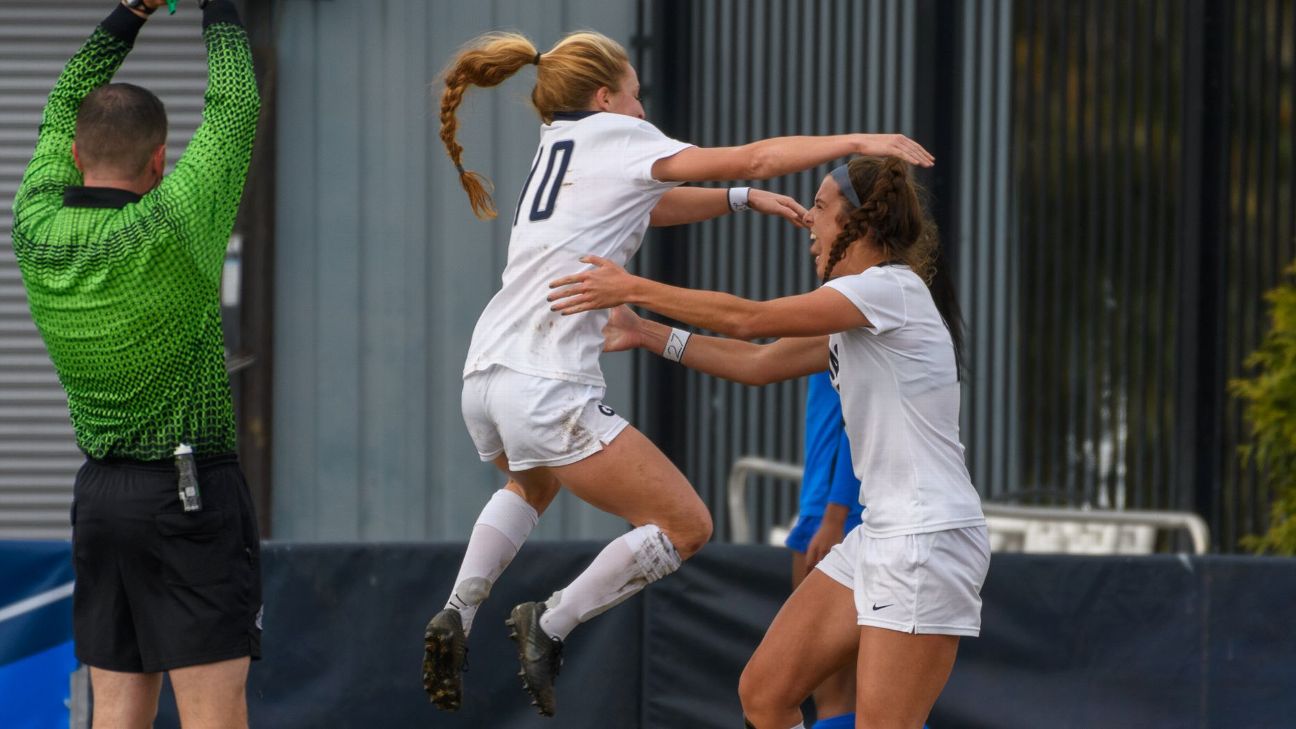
{"left": 728, "top": 187, "right": 751, "bottom": 212}
{"left": 663, "top": 328, "right": 691, "bottom": 362}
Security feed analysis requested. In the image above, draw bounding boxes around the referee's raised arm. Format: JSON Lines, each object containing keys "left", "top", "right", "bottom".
{"left": 12, "top": 2, "right": 149, "bottom": 227}
{"left": 155, "top": 0, "right": 261, "bottom": 280}
{"left": 9, "top": 4, "right": 267, "bottom": 726}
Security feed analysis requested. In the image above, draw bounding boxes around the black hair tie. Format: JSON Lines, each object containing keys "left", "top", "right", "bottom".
{"left": 534, "top": 52, "right": 542, "bottom": 65}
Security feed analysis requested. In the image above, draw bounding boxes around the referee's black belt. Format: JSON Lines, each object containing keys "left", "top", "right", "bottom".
{"left": 87, "top": 452, "right": 239, "bottom": 472}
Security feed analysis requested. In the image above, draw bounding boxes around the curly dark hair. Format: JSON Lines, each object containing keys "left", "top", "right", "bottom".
{"left": 823, "top": 156, "right": 965, "bottom": 375}
{"left": 821, "top": 156, "right": 935, "bottom": 282}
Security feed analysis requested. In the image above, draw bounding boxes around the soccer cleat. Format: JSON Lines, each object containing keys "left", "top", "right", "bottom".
{"left": 422, "top": 608, "right": 468, "bottom": 711}
{"left": 506, "top": 601, "right": 564, "bottom": 717}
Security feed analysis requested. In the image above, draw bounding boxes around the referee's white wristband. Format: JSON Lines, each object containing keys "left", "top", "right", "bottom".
{"left": 728, "top": 187, "right": 751, "bottom": 212}
{"left": 663, "top": 328, "right": 692, "bottom": 362}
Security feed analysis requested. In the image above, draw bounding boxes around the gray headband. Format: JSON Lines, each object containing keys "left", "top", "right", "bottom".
{"left": 830, "top": 164, "right": 862, "bottom": 208}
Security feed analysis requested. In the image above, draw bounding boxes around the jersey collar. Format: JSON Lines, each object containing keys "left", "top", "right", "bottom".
{"left": 551, "top": 110, "right": 601, "bottom": 121}
{"left": 63, "top": 186, "right": 143, "bottom": 209}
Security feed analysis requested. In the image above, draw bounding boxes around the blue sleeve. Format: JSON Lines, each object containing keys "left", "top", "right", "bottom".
{"left": 826, "top": 423, "right": 862, "bottom": 510}
{"left": 799, "top": 372, "right": 837, "bottom": 515}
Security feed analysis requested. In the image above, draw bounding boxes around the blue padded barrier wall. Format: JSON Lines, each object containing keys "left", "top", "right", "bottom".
{"left": 0, "top": 542, "right": 76, "bottom": 729}
{"left": 934, "top": 555, "right": 1296, "bottom": 729}
{"left": 5, "top": 542, "right": 1294, "bottom": 727}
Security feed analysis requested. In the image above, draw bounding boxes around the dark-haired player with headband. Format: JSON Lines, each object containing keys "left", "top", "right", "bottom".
{"left": 552, "top": 156, "right": 987, "bottom": 729}
{"left": 424, "top": 29, "right": 935, "bottom": 718}
{"left": 11, "top": 1, "right": 261, "bottom": 726}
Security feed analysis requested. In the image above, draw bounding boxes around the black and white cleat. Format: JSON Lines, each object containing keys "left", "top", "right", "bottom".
{"left": 423, "top": 608, "right": 468, "bottom": 711}
{"left": 506, "top": 601, "right": 564, "bottom": 717}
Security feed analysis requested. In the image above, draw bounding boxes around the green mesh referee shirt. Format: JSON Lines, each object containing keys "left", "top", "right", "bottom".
{"left": 11, "top": 2, "right": 259, "bottom": 460}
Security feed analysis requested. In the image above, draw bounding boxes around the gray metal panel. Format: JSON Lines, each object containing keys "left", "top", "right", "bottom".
{"left": 955, "top": 0, "right": 1017, "bottom": 505}
{"left": 646, "top": 0, "right": 922, "bottom": 543}
{"left": 271, "top": 0, "right": 637, "bottom": 541}
{"left": 0, "top": 2, "right": 208, "bottom": 540}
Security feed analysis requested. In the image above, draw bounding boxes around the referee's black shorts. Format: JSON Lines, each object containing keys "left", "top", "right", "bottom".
{"left": 71, "top": 453, "right": 262, "bottom": 673}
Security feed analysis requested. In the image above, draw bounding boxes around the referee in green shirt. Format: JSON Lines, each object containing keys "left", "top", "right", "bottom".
{"left": 11, "top": 1, "right": 261, "bottom": 725}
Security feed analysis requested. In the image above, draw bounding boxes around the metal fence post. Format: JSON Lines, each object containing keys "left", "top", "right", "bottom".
{"left": 1179, "top": 0, "right": 1228, "bottom": 542}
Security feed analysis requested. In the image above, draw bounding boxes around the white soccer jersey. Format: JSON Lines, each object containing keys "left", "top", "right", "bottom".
{"left": 823, "top": 264, "right": 986, "bottom": 538}
{"left": 463, "top": 112, "right": 692, "bottom": 386}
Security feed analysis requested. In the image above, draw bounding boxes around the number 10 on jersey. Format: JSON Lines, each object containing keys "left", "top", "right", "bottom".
{"left": 514, "top": 140, "right": 575, "bottom": 225}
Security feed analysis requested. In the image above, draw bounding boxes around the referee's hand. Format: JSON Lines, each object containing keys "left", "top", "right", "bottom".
{"left": 125, "top": 0, "right": 171, "bottom": 10}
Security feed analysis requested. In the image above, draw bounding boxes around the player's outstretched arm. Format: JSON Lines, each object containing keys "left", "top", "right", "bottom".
{"left": 651, "top": 133, "right": 934, "bottom": 184}
{"left": 14, "top": 3, "right": 153, "bottom": 224}
{"left": 155, "top": 0, "right": 260, "bottom": 279}
{"left": 602, "top": 306, "right": 828, "bottom": 386}
{"left": 649, "top": 187, "right": 808, "bottom": 228}
{"left": 550, "top": 255, "right": 870, "bottom": 340}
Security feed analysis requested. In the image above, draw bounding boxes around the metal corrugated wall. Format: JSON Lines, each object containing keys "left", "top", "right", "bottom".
{"left": 0, "top": 2, "right": 208, "bottom": 540}
{"left": 956, "top": 0, "right": 1016, "bottom": 507}
{"left": 1219, "top": 0, "right": 1296, "bottom": 549}
{"left": 271, "top": 0, "right": 638, "bottom": 541}
{"left": 641, "top": 0, "right": 1293, "bottom": 552}
{"left": 1009, "top": 0, "right": 1184, "bottom": 512}
{"left": 11, "top": 2, "right": 1286, "bottom": 549}
{"left": 639, "top": 0, "right": 928, "bottom": 543}
{"left": 1008, "top": 0, "right": 1296, "bottom": 550}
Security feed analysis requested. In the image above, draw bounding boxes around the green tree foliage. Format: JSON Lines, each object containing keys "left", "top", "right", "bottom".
{"left": 1231, "top": 262, "right": 1296, "bottom": 555}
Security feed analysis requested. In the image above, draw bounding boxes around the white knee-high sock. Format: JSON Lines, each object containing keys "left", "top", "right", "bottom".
{"left": 538, "top": 524, "right": 682, "bottom": 641}
{"left": 445, "top": 489, "right": 539, "bottom": 635}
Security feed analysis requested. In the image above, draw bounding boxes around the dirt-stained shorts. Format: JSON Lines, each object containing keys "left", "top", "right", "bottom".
{"left": 462, "top": 365, "right": 629, "bottom": 471}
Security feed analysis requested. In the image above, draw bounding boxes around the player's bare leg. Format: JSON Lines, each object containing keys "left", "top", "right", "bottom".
{"left": 854, "top": 629, "right": 958, "bottom": 729}
{"left": 505, "top": 426, "right": 712, "bottom": 716}
{"left": 790, "top": 552, "right": 857, "bottom": 724}
{"left": 548, "top": 427, "right": 712, "bottom": 559}
{"left": 739, "top": 571, "right": 858, "bottom": 729}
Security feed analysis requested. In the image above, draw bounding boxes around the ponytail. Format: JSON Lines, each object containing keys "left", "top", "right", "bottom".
{"left": 439, "top": 32, "right": 539, "bottom": 219}
{"left": 438, "top": 30, "right": 630, "bottom": 220}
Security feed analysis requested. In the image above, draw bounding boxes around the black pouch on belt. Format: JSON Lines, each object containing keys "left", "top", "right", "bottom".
{"left": 174, "top": 444, "right": 203, "bottom": 512}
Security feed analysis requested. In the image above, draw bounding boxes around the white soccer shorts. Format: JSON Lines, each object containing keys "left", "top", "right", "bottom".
{"left": 817, "top": 524, "right": 991, "bottom": 637}
{"left": 461, "top": 365, "right": 630, "bottom": 471}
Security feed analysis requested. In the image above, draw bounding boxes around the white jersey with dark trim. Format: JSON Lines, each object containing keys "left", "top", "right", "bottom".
{"left": 464, "top": 112, "right": 692, "bottom": 386}
{"left": 823, "top": 265, "right": 986, "bottom": 538}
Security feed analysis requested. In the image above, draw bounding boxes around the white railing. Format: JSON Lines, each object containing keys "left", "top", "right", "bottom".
{"left": 725, "top": 456, "right": 1211, "bottom": 554}
{"left": 981, "top": 504, "right": 1210, "bottom": 555}
{"left": 726, "top": 456, "right": 804, "bottom": 544}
